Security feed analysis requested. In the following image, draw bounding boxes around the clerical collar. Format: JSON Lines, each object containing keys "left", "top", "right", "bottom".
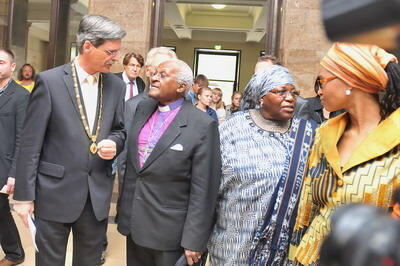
{"left": 74, "top": 56, "right": 100, "bottom": 84}
{"left": 158, "top": 98, "right": 184, "bottom": 112}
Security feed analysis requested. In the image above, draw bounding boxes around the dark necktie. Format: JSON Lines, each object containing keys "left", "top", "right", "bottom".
{"left": 129, "top": 81, "right": 134, "bottom": 99}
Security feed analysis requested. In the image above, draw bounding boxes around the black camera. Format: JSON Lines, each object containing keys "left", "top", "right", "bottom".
{"left": 322, "top": 0, "right": 400, "bottom": 50}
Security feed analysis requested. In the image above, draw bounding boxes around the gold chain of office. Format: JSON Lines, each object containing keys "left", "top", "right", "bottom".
{"left": 71, "top": 60, "right": 104, "bottom": 154}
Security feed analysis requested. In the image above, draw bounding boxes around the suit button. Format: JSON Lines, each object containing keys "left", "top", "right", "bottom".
{"left": 337, "top": 179, "right": 344, "bottom": 187}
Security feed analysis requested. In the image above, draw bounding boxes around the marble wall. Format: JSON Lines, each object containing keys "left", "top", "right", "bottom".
{"left": 279, "top": 0, "right": 332, "bottom": 97}
{"left": 89, "top": 0, "right": 154, "bottom": 73}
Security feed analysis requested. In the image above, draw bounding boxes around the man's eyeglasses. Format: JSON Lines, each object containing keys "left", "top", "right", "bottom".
{"left": 314, "top": 76, "right": 337, "bottom": 92}
{"left": 102, "top": 48, "right": 120, "bottom": 57}
{"left": 269, "top": 89, "right": 300, "bottom": 98}
{"left": 92, "top": 44, "right": 120, "bottom": 57}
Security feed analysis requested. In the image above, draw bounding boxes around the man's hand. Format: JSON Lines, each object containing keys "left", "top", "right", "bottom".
{"left": 97, "top": 139, "right": 117, "bottom": 160}
{"left": 0, "top": 177, "right": 15, "bottom": 194}
{"left": 13, "top": 202, "right": 34, "bottom": 228}
{"left": 184, "top": 249, "right": 203, "bottom": 266}
{"left": 5, "top": 177, "right": 15, "bottom": 194}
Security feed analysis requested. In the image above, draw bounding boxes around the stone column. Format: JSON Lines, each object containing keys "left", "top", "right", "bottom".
{"left": 88, "top": 0, "right": 154, "bottom": 73}
{"left": 279, "top": 0, "right": 331, "bottom": 96}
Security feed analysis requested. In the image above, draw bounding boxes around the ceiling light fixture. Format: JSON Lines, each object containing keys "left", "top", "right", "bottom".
{"left": 212, "top": 4, "right": 226, "bottom": 9}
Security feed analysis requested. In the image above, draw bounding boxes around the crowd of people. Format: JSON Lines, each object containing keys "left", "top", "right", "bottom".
{"left": 0, "top": 14, "right": 400, "bottom": 266}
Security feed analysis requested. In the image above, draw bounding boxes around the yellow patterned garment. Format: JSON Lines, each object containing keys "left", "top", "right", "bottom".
{"left": 288, "top": 108, "right": 400, "bottom": 265}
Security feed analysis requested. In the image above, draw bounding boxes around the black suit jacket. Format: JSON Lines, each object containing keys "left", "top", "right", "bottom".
{"left": 115, "top": 72, "right": 145, "bottom": 95}
{"left": 14, "top": 64, "right": 126, "bottom": 223}
{"left": 117, "top": 92, "right": 149, "bottom": 179}
{"left": 0, "top": 80, "right": 29, "bottom": 186}
{"left": 117, "top": 98, "right": 221, "bottom": 252}
{"left": 296, "top": 96, "right": 344, "bottom": 125}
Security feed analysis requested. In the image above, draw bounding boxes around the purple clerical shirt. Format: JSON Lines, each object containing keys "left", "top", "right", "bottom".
{"left": 137, "top": 98, "right": 184, "bottom": 167}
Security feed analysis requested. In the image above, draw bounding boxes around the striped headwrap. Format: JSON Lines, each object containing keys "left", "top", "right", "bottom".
{"left": 321, "top": 42, "right": 397, "bottom": 94}
{"left": 241, "top": 65, "right": 295, "bottom": 110}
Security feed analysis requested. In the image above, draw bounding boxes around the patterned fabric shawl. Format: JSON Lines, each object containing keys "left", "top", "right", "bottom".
{"left": 249, "top": 118, "right": 317, "bottom": 265}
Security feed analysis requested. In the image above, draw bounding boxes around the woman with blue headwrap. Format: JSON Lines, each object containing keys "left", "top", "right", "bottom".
{"left": 208, "top": 65, "right": 317, "bottom": 265}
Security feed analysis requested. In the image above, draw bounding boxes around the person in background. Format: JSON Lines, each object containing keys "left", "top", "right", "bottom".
{"left": 0, "top": 49, "right": 29, "bottom": 266}
{"left": 210, "top": 88, "right": 226, "bottom": 124}
{"left": 208, "top": 65, "right": 316, "bottom": 265}
{"left": 254, "top": 55, "right": 279, "bottom": 73}
{"left": 187, "top": 74, "right": 209, "bottom": 104}
{"left": 196, "top": 87, "right": 218, "bottom": 121}
{"left": 289, "top": 43, "right": 400, "bottom": 265}
{"left": 115, "top": 52, "right": 145, "bottom": 100}
{"left": 16, "top": 63, "right": 35, "bottom": 92}
{"left": 226, "top": 90, "right": 242, "bottom": 117}
{"left": 102, "top": 52, "right": 146, "bottom": 265}
{"left": 296, "top": 79, "right": 344, "bottom": 125}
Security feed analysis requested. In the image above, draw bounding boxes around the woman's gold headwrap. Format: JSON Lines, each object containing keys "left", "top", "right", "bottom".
{"left": 321, "top": 43, "right": 398, "bottom": 94}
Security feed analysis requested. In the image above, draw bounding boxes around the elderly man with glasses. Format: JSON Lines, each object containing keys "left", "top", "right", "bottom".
{"left": 117, "top": 59, "right": 221, "bottom": 266}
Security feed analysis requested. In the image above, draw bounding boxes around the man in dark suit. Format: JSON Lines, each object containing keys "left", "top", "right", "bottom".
{"left": 100, "top": 51, "right": 147, "bottom": 264}
{"left": 296, "top": 79, "right": 344, "bottom": 124}
{"left": 117, "top": 59, "right": 221, "bottom": 266}
{"left": 13, "top": 15, "right": 126, "bottom": 266}
{"left": 115, "top": 52, "right": 145, "bottom": 100}
{"left": 0, "top": 49, "right": 29, "bottom": 266}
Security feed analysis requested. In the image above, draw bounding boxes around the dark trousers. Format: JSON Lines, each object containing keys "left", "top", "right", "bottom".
{"left": 0, "top": 194, "right": 24, "bottom": 262}
{"left": 126, "top": 236, "right": 182, "bottom": 266}
{"left": 35, "top": 197, "right": 107, "bottom": 266}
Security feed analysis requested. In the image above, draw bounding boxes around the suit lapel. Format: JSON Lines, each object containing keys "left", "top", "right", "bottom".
{"left": 62, "top": 64, "right": 81, "bottom": 117}
{"left": 128, "top": 99, "right": 157, "bottom": 172}
{"left": 99, "top": 73, "right": 113, "bottom": 136}
{"left": 140, "top": 100, "right": 189, "bottom": 172}
{"left": 0, "top": 80, "right": 15, "bottom": 110}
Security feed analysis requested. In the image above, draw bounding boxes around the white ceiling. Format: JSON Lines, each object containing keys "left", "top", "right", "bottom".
{"left": 164, "top": 0, "right": 268, "bottom": 43}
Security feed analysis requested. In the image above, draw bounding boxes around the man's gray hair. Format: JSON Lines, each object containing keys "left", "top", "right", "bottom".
{"left": 76, "top": 15, "right": 126, "bottom": 54}
{"left": 145, "top": 47, "right": 177, "bottom": 67}
{"left": 173, "top": 59, "right": 193, "bottom": 91}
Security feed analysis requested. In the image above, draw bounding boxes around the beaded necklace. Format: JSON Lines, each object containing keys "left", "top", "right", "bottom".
{"left": 71, "top": 60, "right": 103, "bottom": 154}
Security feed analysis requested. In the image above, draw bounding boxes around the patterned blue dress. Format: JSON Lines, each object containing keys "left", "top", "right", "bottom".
{"left": 208, "top": 111, "right": 291, "bottom": 265}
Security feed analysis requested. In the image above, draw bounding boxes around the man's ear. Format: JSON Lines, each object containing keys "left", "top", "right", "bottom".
{"left": 82, "top": 41, "right": 92, "bottom": 54}
{"left": 10, "top": 62, "right": 16, "bottom": 73}
{"left": 176, "top": 83, "right": 186, "bottom": 94}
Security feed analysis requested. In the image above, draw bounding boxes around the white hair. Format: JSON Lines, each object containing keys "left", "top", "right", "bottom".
{"left": 145, "top": 47, "right": 177, "bottom": 67}
{"left": 173, "top": 59, "right": 193, "bottom": 91}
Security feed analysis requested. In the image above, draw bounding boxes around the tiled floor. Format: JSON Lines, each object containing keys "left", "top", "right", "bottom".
{"left": 1, "top": 185, "right": 212, "bottom": 266}
{"left": 1, "top": 184, "right": 126, "bottom": 266}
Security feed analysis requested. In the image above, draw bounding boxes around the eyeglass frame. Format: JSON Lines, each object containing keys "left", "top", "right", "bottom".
{"left": 268, "top": 88, "right": 300, "bottom": 98}
{"left": 89, "top": 42, "right": 120, "bottom": 57}
{"left": 314, "top": 76, "right": 337, "bottom": 92}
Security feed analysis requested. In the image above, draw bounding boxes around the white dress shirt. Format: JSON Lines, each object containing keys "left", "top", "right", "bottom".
{"left": 122, "top": 71, "right": 138, "bottom": 101}
{"left": 75, "top": 60, "right": 99, "bottom": 132}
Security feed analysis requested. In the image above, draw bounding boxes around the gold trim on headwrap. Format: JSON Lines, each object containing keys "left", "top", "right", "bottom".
{"left": 321, "top": 42, "right": 398, "bottom": 94}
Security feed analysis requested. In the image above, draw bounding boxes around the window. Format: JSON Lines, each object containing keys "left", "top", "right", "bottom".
{"left": 194, "top": 48, "right": 240, "bottom": 105}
